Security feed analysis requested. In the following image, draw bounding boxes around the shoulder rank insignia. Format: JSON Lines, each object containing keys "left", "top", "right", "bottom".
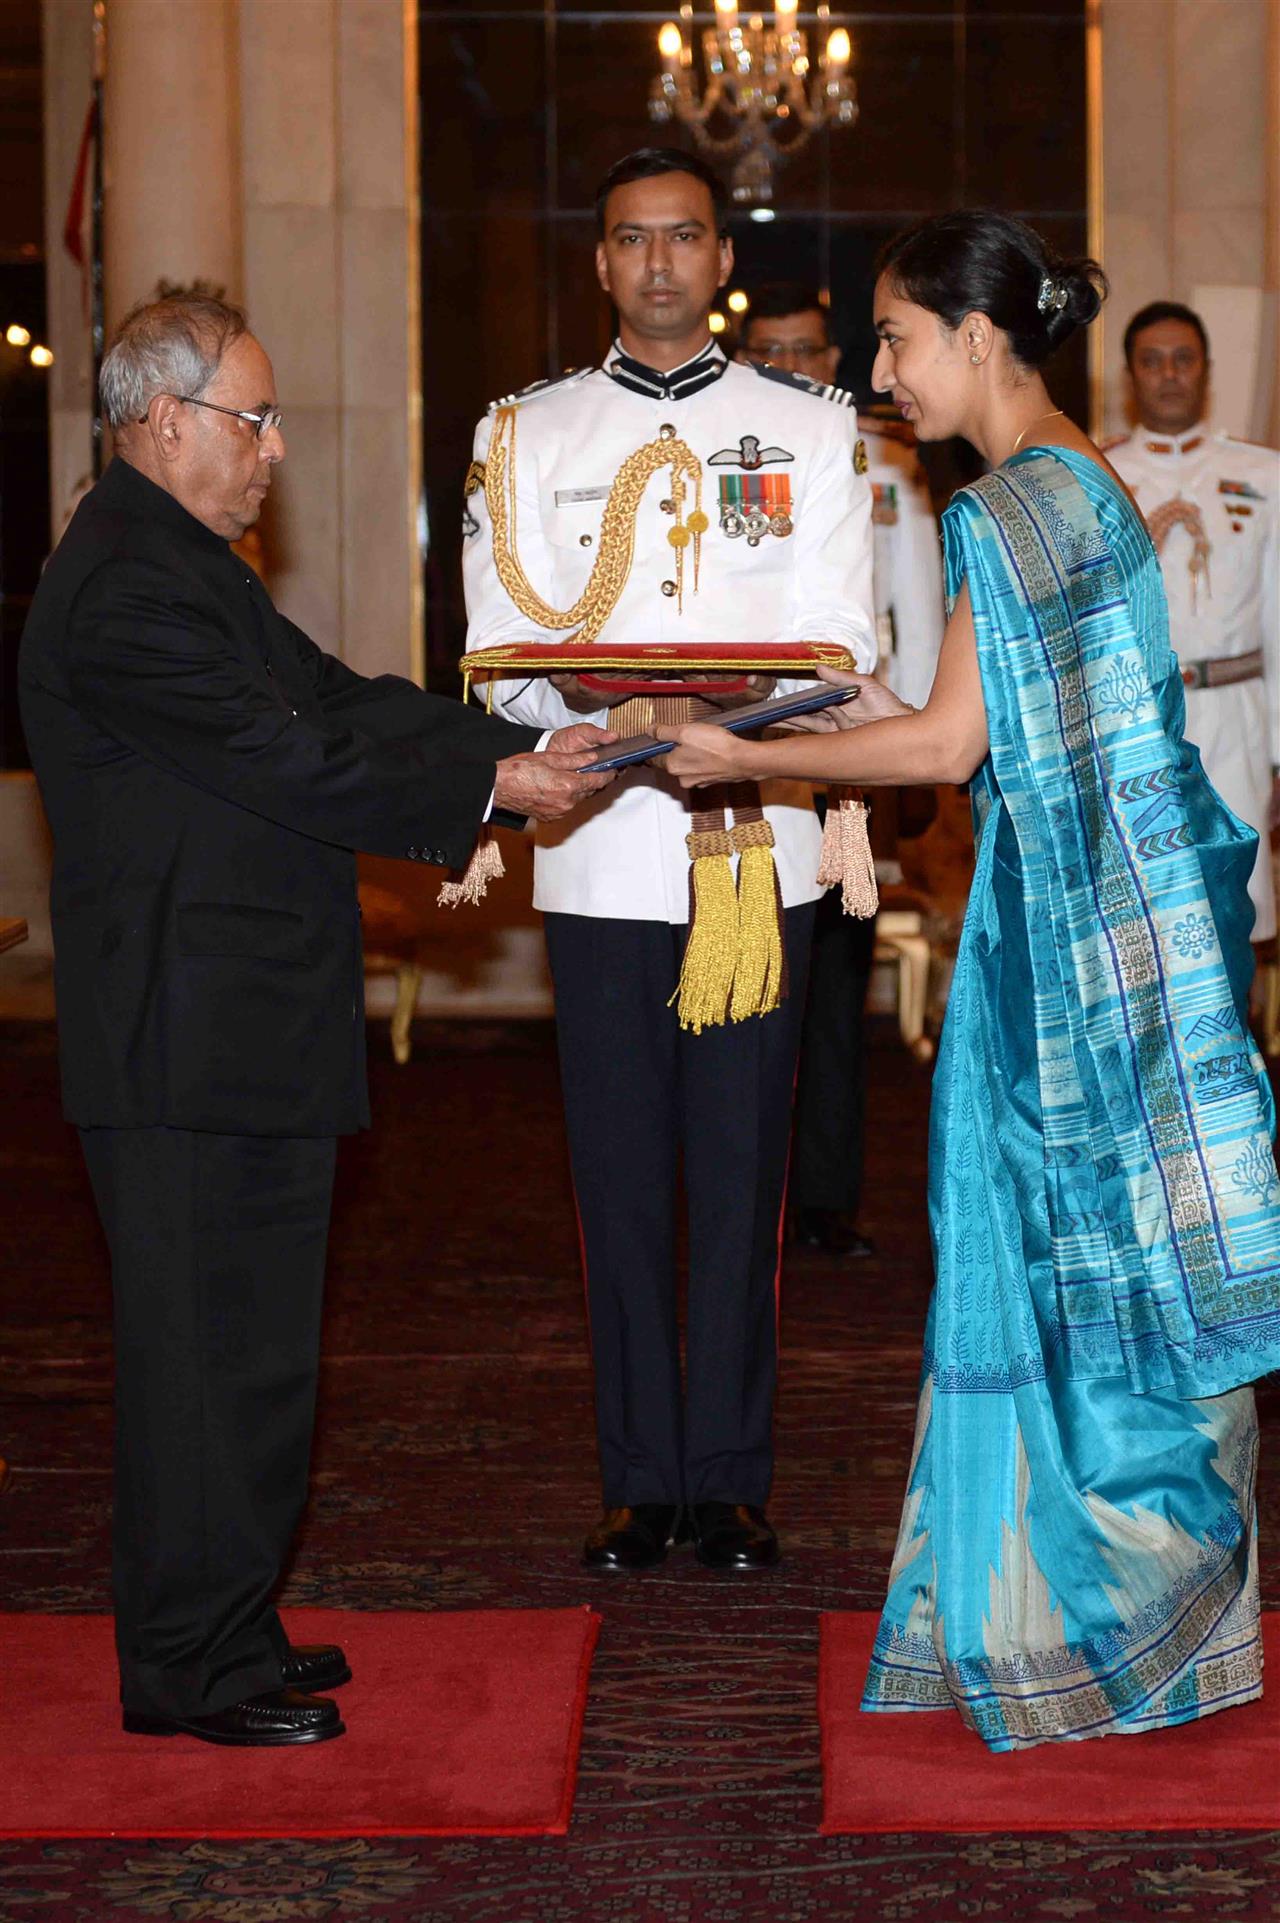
{"left": 854, "top": 439, "right": 869, "bottom": 475}
{"left": 747, "top": 361, "right": 857, "bottom": 407}
{"left": 485, "top": 367, "right": 591, "bottom": 415}
{"left": 1219, "top": 477, "right": 1265, "bottom": 501}
{"left": 708, "top": 434, "right": 794, "bottom": 470}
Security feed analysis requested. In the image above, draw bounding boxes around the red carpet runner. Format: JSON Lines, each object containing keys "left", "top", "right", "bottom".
{"left": 0, "top": 1607, "right": 600, "bottom": 1838}
{"left": 819, "top": 1611, "right": 1280, "bottom": 1833}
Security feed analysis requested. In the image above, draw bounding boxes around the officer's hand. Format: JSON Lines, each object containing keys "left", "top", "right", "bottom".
{"left": 548, "top": 672, "right": 617, "bottom": 714}
{"left": 493, "top": 750, "right": 615, "bottom": 822}
{"left": 694, "top": 673, "right": 777, "bottom": 711}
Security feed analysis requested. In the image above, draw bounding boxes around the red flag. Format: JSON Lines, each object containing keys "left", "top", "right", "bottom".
{"left": 62, "top": 97, "right": 95, "bottom": 304}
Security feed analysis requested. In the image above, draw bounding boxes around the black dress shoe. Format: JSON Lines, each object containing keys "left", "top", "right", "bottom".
{"left": 691, "top": 1501, "right": 780, "bottom": 1571}
{"left": 123, "top": 1687, "right": 344, "bottom": 1746}
{"left": 788, "top": 1207, "right": 876, "bottom": 1259}
{"left": 280, "top": 1642, "right": 352, "bottom": 1691}
{"left": 582, "top": 1503, "right": 680, "bottom": 1572}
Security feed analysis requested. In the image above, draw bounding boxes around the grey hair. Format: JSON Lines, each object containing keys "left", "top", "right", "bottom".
{"left": 99, "top": 295, "right": 248, "bottom": 429}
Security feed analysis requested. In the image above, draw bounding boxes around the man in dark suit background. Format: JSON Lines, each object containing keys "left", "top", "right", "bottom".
{"left": 19, "top": 295, "right": 614, "bottom": 1748}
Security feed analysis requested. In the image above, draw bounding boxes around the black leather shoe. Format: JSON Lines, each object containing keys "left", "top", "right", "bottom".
{"left": 280, "top": 1642, "right": 352, "bottom": 1691}
{"left": 691, "top": 1501, "right": 780, "bottom": 1571}
{"left": 789, "top": 1207, "right": 876, "bottom": 1260}
{"left": 582, "top": 1503, "right": 680, "bottom": 1572}
{"left": 122, "top": 1688, "right": 344, "bottom": 1746}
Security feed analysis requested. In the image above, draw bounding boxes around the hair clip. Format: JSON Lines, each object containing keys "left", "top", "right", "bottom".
{"left": 1037, "top": 275, "right": 1068, "bottom": 316}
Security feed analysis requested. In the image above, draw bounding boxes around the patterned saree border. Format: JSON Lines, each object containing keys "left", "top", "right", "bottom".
{"left": 862, "top": 1542, "right": 1258, "bottom": 1748}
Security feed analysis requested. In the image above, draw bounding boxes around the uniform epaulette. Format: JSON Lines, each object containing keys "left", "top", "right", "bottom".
{"left": 1098, "top": 431, "right": 1128, "bottom": 453}
{"left": 486, "top": 367, "right": 592, "bottom": 414}
{"left": 747, "top": 361, "right": 857, "bottom": 408}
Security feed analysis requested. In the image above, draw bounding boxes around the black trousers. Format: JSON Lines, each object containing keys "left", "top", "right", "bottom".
{"left": 78, "top": 1125, "right": 336, "bottom": 1718}
{"left": 544, "top": 904, "right": 814, "bottom": 1509}
{"left": 789, "top": 884, "right": 877, "bottom": 1214}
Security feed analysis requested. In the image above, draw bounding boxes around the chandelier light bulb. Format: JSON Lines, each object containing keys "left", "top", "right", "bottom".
{"left": 708, "top": 312, "right": 727, "bottom": 334}
{"left": 727, "top": 290, "right": 749, "bottom": 314}
{"left": 6, "top": 323, "right": 31, "bottom": 347}
{"left": 647, "top": 0, "right": 858, "bottom": 207}
{"left": 29, "top": 344, "right": 54, "bottom": 367}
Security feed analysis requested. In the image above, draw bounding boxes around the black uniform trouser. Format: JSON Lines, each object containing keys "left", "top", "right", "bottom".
{"left": 789, "top": 884, "right": 876, "bottom": 1214}
{"left": 78, "top": 1125, "right": 336, "bottom": 1719}
{"left": 544, "top": 904, "right": 815, "bottom": 1510}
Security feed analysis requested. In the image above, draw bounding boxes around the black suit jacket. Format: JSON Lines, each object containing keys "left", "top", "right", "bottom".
{"left": 19, "top": 457, "right": 540, "bottom": 1135}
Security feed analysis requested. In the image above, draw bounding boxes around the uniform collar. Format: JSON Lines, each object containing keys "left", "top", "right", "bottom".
{"left": 1139, "top": 420, "right": 1208, "bottom": 457}
{"left": 604, "top": 337, "right": 727, "bottom": 402}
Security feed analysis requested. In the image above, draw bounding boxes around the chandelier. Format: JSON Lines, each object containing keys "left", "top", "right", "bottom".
{"left": 649, "top": 2, "right": 858, "bottom": 208}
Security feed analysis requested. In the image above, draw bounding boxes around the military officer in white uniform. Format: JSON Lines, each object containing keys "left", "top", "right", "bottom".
{"left": 736, "top": 288, "right": 943, "bottom": 1256}
{"left": 463, "top": 153, "right": 875, "bottom": 1573}
{"left": 1109, "top": 301, "right": 1279, "bottom": 943}
{"left": 861, "top": 422, "right": 945, "bottom": 709}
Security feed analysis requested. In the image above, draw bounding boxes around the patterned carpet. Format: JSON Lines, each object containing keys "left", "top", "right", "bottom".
{"left": 1, "top": 1015, "right": 1277, "bottom": 1923}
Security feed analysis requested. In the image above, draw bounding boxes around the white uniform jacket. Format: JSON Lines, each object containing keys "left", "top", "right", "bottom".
{"left": 1109, "top": 423, "right": 1278, "bottom": 940}
{"left": 863, "top": 427, "right": 945, "bottom": 709}
{"left": 463, "top": 340, "right": 877, "bottom": 923}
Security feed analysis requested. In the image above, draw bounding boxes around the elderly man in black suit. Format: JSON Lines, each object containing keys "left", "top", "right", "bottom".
{"left": 19, "top": 295, "right": 614, "bottom": 1748}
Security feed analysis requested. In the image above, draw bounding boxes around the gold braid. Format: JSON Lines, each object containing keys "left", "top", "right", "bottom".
{"left": 483, "top": 405, "right": 706, "bottom": 639}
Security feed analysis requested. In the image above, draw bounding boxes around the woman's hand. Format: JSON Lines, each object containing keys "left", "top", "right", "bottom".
{"left": 773, "top": 669, "right": 915, "bottom": 734}
{"left": 661, "top": 722, "right": 759, "bottom": 789}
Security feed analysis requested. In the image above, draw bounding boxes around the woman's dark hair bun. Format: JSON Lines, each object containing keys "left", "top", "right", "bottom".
{"left": 1057, "top": 259, "right": 1106, "bottom": 337}
{"left": 876, "top": 211, "right": 1108, "bottom": 366}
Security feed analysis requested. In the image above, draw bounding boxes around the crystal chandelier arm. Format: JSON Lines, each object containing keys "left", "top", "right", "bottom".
{"left": 647, "top": 9, "right": 857, "bottom": 201}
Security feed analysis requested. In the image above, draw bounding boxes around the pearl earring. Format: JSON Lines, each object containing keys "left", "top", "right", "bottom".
{"left": 970, "top": 352, "right": 981, "bottom": 364}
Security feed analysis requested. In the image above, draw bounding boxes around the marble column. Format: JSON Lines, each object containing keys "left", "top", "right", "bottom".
{"left": 239, "top": 0, "right": 420, "bottom": 681}
{"left": 1099, "top": 0, "right": 1275, "bottom": 442}
{"left": 102, "top": 0, "right": 243, "bottom": 326}
{"left": 41, "top": 0, "right": 96, "bottom": 525}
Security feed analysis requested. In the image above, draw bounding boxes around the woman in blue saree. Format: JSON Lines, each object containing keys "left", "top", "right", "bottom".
{"left": 665, "top": 211, "right": 1280, "bottom": 1749}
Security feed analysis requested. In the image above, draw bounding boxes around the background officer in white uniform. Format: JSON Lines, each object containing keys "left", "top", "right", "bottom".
{"left": 464, "top": 152, "right": 875, "bottom": 1574}
{"left": 1109, "top": 301, "right": 1278, "bottom": 945}
{"left": 737, "top": 286, "right": 944, "bottom": 1257}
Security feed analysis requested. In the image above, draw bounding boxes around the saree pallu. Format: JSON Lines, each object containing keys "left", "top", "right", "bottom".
{"left": 863, "top": 449, "right": 1280, "bottom": 1750}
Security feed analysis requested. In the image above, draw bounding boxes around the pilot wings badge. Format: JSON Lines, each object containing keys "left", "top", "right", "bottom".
{"left": 708, "top": 434, "right": 794, "bottom": 471}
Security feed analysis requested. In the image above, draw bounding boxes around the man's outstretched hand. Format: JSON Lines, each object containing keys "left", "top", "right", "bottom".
{"left": 493, "top": 723, "right": 618, "bottom": 823}
{"left": 546, "top": 721, "right": 621, "bottom": 760}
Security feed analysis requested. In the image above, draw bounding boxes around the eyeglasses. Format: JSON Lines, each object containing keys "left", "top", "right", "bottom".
{"left": 140, "top": 395, "right": 284, "bottom": 438}
{"left": 743, "top": 343, "right": 829, "bottom": 364}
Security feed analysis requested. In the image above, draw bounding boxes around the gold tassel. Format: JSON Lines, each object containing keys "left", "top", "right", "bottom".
{"left": 730, "top": 824, "right": 784, "bottom": 1022}
{"left": 817, "top": 787, "right": 878, "bottom": 917}
{"left": 436, "top": 828, "right": 506, "bottom": 908}
{"left": 671, "top": 827, "right": 739, "bottom": 1034}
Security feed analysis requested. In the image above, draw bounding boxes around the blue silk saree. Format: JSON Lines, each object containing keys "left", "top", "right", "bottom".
{"left": 862, "top": 448, "right": 1280, "bottom": 1750}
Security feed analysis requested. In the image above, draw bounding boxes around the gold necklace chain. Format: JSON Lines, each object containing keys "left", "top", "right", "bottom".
{"left": 1010, "top": 407, "right": 1066, "bottom": 456}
